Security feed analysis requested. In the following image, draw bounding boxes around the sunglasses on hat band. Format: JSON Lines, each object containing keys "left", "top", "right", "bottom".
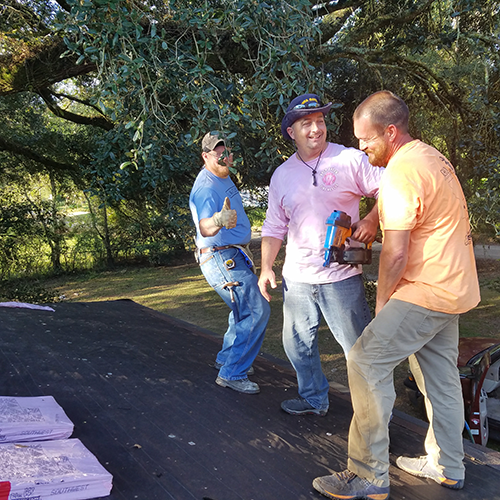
{"left": 292, "top": 100, "right": 321, "bottom": 110}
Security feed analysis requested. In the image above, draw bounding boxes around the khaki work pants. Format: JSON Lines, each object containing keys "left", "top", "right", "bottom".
{"left": 346, "top": 299, "right": 465, "bottom": 487}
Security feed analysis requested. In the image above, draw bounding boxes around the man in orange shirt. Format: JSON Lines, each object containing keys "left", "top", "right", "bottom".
{"left": 313, "top": 90, "right": 480, "bottom": 500}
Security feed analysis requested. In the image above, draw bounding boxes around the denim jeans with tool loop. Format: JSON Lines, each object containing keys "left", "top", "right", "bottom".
{"left": 200, "top": 246, "right": 270, "bottom": 381}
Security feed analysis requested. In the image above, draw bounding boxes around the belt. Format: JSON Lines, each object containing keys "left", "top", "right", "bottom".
{"left": 199, "top": 245, "right": 236, "bottom": 254}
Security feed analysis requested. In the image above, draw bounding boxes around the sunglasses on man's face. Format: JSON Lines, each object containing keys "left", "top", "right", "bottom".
{"left": 210, "top": 150, "right": 232, "bottom": 160}
{"left": 292, "top": 101, "right": 321, "bottom": 110}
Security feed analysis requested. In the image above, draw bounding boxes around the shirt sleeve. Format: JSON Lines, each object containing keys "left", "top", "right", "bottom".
{"left": 355, "top": 153, "right": 385, "bottom": 199}
{"left": 191, "top": 186, "right": 221, "bottom": 222}
{"left": 380, "top": 167, "right": 421, "bottom": 231}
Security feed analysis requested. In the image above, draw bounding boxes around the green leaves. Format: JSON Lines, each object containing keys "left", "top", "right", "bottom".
{"left": 45, "top": 0, "right": 324, "bottom": 199}
{"left": 3, "top": 0, "right": 499, "bottom": 244}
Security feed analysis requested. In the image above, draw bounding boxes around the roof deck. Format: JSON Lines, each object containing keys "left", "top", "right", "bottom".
{"left": 1, "top": 300, "right": 499, "bottom": 499}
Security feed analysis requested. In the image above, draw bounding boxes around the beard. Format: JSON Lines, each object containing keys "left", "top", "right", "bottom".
{"left": 366, "top": 144, "right": 389, "bottom": 167}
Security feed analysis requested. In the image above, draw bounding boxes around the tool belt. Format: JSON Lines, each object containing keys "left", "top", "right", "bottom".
{"left": 198, "top": 244, "right": 235, "bottom": 255}
{"left": 196, "top": 243, "right": 255, "bottom": 272}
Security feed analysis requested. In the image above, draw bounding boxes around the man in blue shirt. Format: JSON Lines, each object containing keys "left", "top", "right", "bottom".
{"left": 189, "top": 131, "right": 270, "bottom": 394}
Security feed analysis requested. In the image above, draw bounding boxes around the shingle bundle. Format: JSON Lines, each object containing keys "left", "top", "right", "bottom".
{"left": 0, "top": 396, "right": 112, "bottom": 500}
{"left": 0, "top": 396, "right": 73, "bottom": 443}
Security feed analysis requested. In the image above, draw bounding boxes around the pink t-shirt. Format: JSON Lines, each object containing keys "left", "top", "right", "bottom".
{"left": 262, "top": 142, "right": 383, "bottom": 284}
{"left": 380, "top": 140, "right": 480, "bottom": 313}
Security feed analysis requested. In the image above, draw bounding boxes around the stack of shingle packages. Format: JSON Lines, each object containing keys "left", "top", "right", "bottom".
{"left": 0, "top": 396, "right": 112, "bottom": 500}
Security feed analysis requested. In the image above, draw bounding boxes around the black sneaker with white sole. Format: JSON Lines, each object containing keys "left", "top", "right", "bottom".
{"left": 281, "top": 397, "right": 328, "bottom": 416}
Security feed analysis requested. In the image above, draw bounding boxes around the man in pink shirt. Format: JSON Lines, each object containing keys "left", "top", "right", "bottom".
{"left": 312, "top": 91, "right": 480, "bottom": 499}
{"left": 258, "top": 93, "right": 383, "bottom": 416}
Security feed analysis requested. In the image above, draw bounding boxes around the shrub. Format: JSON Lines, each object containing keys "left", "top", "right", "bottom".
{"left": 0, "top": 278, "right": 61, "bottom": 304}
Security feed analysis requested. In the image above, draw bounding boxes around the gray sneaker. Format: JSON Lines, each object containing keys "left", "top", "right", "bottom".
{"left": 281, "top": 397, "right": 328, "bottom": 416}
{"left": 214, "top": 361, "right": 254, "bottom": 375}
{"left": 396, "top": 456, "right": 464, "bottom": 490}
{"left": 313, "top": 470, "right": 390, "bottom": 500}
{"left": 216, "top": 376, "right": 260, "bottom": 394}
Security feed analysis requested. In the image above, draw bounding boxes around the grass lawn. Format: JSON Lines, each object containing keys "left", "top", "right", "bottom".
{"left": 43, "top": 237, "right": 500, "bottom": 449}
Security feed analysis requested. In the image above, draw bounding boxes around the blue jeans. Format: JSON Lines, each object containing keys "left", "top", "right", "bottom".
{"left": 282, "top": 275, "right": 371, "bottom": 411}
{"left": 200, "top": 247, "right": 270, "bottom": 381}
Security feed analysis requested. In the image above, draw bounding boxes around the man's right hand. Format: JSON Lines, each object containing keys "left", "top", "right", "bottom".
{"left": 258, "top": 269, "right": 277, "bottom": 302}
{"left": 212, "top": 197, "right": 237, "bottom": 229}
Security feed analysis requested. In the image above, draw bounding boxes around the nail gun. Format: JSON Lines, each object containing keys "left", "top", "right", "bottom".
{"left": 323, "top": 210, "right": 372, "bottom": 267}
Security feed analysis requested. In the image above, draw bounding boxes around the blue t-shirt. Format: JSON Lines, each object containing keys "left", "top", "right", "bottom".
{"left": 189, "top": 167, "right": 251, "bottom": 248}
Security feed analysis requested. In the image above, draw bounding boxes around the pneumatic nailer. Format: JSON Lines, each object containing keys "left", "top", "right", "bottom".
{"left": 323, "top": 210, "right": 372, "bottom": 267}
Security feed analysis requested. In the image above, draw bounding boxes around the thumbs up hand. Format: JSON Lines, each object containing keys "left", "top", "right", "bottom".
{"left": 212, "top": 197, "right": 237, "bottom": 229}
{"left": 221, "top": 197, "right": 231, "bottom": 211}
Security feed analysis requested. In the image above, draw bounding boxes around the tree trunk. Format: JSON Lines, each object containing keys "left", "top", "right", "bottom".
{"left": 49, "top": 173, "right": 63, "bottom": 273}
{"left": 101, "top": 201, "right": 114, "bottom": 268}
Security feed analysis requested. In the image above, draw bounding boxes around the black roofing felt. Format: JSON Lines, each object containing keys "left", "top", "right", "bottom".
{"left": 0, "top": 300, "right": 499, "bottom": 500}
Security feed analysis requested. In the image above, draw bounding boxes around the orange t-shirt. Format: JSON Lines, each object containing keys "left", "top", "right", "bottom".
{"left": 379, "top": 140, "right": 480, "bottom": 314}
